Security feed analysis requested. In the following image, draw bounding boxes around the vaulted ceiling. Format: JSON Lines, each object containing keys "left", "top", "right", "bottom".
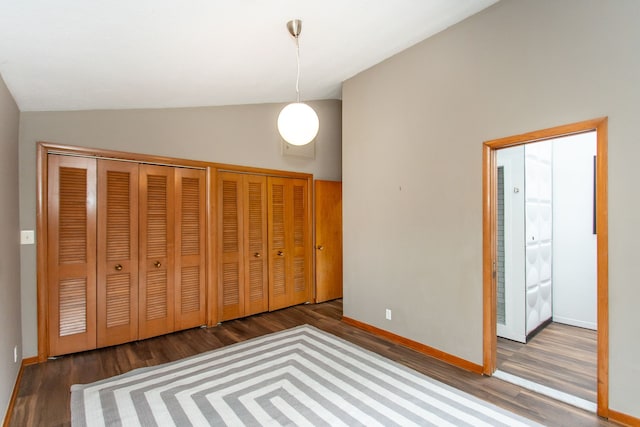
{"left": 0, "top": 0, "right": 498, "bottom": 111}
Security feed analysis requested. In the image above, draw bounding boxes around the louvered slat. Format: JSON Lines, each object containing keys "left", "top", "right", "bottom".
{"left": 293, "top": 256, "right": 306, "bottom": 293}
{"left": 146, "top": 270, "right": 168, "bottom": 320}
{"left": 293, "top": 185, "right": 305, "bottom": 247}
{"left": 223, "top": 180, "right": 239, "bottom": 253}
{"left": 106, "top": 273, "right": 131, "bottom": 328}
{"left": 106, "top": 171, "right": 131, "bottom": 261}
{"left": 272, "top": 258, "right": 286, "bottom": 296}
{"left": 271, "top": 184, "right": 285, "bottom": 249}
{"left": 248, "top": 259, "right": 264, "bottom": 301}
{"left": 181, "top": 266, "right": 200, "bottom": 313}
{"left": 59, "top": 278, "right": 87, "bottom": 336}
{"left": 59, "top": 168, "right": 87, "bottom": 263}
{"left": 181, "top": 177, "right": 200, "bottom": 256}
{"left": 247, "top": 181, "right": 263, "bottom": 253}
{"left": 146, "top": 175, "right": 167, "bottom": 259}
{"left": 222, "top": 262, "right": 240, "bottom": 306}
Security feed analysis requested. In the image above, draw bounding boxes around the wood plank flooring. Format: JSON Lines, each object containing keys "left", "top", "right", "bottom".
{"left": 8, "top": 300, "right": 614, "bottom": 426}
{"left": 497, "top": 322, "right": 597, "bottom": 403}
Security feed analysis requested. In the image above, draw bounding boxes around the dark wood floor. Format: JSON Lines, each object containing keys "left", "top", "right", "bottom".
{"left": 9, "top": 300, "right": 614, "bottom": 427}
{"left": 498, "top": 322, "right": 597, "bottom": 403}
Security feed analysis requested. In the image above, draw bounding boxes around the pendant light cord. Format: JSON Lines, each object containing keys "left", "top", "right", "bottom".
{"left": 295, "top": 35, "right": 300, "bottom": 102}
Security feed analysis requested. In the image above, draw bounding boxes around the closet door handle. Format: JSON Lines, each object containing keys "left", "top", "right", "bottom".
{"left": 154, "top": 261, "right": 162, "bottom": 268}
{"left": 316, "top": 245, "right": 324, "bottom": 251}
{"left": 277, "top": 251, "right": 285, "bottom": 257}
{"left": 254, "top": 252, "right": 261, "bottom": 258}
{"left": 114, "top": 264, "right": 123, "bottom": 271}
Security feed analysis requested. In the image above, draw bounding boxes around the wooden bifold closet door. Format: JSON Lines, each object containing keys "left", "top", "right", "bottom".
{"left": 138, "top": 165, "right": 207, "bottom": 339}
{"left": 48, "top": 155, "right": 207, "bottom": 355}
{"left": 47, "top": 155, "right": 97, "bottom": 356}
{"left": 138, "top": 164, "right": 175, "bottom": 339}
{"left": 174, "top": 168, "right": 207, "bottom": 330}
{"left": 96, "top": 160, "right": 139, "bottom": 348}
{"left": 268, "top": 177, "right": 311, "bottom": 311}
{"left": 218, "top": 172, "right": 268, "bottom": 321}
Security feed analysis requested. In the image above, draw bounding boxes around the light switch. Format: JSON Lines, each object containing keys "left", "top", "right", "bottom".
{"left": 21, "top": 230, "right": 35, "bottom": 245}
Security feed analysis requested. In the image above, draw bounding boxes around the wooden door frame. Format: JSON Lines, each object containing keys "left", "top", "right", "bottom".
{"left": 482, "top": 117, "right": 609, "bottom": 417}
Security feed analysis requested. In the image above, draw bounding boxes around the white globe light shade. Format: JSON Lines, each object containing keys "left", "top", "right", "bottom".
{"left": 277, "top": 102, "right": 319, "bottom": 146}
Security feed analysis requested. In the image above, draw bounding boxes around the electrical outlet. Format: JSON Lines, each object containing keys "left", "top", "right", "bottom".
{"left": 21, "top": 230, "right": 35, "bottom": 245}
{"left": 385, "top": 309, "right": 392, "bottom": 320}
{"left": 13, "top": 345, "right": 17, "bottom": 363}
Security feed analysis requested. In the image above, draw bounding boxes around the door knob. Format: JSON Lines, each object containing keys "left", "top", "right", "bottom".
{"left": 277, "top": 251, "right": 285, "bottom": 257}
{"left": 316, "top": 245, "right": 324, "bottom": 251}
{"left": 154, "top": 261, "right": 162, "bottom": 268}
{"left": 254, "top": 252, "right": 261, "bottom": 258}
{"left": 114, "top": 264, "right": 123, "bottom": 271}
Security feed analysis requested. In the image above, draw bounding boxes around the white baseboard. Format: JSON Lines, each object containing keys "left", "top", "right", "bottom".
{"left": 552, "top": 316, "right": 597, "bottom": 330}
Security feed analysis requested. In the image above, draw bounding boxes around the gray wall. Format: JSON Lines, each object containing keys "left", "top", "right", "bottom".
{"left": 342, "top": 0, "right": 639, "bottom": 417}
{"left": 0, "top": 74, "right": 22, "bottom": 420}
{"left": 19, "top": 99, "right": 342, "bottom": 357}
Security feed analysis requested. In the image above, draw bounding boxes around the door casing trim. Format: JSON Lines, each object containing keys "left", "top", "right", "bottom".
{"left": 482, "top": 117, "right": 608, "bottom": 417}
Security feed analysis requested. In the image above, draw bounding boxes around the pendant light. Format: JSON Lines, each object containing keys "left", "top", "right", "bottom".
{"left": 277, "top": 19, "right": 319, "bottom": 146}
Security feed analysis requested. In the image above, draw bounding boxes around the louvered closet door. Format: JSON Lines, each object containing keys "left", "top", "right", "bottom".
{"left": 175, "top": 168, "right": 206, "bottom": 329}
{"left": 243, "top": 174, "right": 268, "bottom": 316}
{"left": 139, "top": 165, "right": 175, "bottom": 339}
{"left": 47, "top": 155, "right": 97, "bottom": 356}
{"left": 288, "top": 178, "right": 311, "bottom": 306}
{"left": 96, "top": 160, "right": 139, "bottom": 348}
{"left": 218, "top": 172, "right": 268, "bottom": 321}
{"left": 218, "top": 172, "right": 244, "bottom": 321}
{"left": 268, "top": 177, "right": 311, "bottom": 311}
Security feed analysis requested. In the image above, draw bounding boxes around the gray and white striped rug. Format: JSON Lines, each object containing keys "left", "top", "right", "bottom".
{"left": 71, "top": 325, "right": 542, "bottom": 426}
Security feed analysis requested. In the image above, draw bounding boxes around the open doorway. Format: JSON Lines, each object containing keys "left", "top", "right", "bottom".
{"left": 494, "top": 133, "right": 597, "bottom": 411}
{"left": 482, "top": 118, "right": 609, "bottom": 418}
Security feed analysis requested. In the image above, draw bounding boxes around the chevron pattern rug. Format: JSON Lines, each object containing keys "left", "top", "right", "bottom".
{"left": 71, "top": 325, "right": 541, "bottom": 426}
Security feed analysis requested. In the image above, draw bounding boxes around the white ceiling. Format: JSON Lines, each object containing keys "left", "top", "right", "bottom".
{"left": 0, "top": 0, "right": 498, "bottom": 112}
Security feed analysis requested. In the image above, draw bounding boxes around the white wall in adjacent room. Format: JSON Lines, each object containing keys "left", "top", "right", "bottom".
{"left": 552, "top": 132, "right": 597, "bottom": 330}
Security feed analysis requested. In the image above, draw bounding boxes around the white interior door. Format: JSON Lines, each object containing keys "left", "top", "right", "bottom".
{"left": 497, "top": 146, "right": 526, "bottom": 342}
{"left": 524, "top": 141, "right": 553, "bottom": 335}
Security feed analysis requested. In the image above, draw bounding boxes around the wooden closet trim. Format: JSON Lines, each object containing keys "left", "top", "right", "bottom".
{"left": 42, "top": 141, "right": 314, "bottom": 178}
{"left": 36, "top": 143, "right": 49, "bottom": 362}
{"left": 42, "top": 142, "right": 211, "bottom": 169}
{"left": 215, "top": 167, "right": 313, "bottom": 180}
{"left": 36, "top": 141, "right": 313, "bottom": 360}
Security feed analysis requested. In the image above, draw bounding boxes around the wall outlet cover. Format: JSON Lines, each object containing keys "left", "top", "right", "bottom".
{"left": 21, "top": 230, "right": 35, "bottom": 245}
